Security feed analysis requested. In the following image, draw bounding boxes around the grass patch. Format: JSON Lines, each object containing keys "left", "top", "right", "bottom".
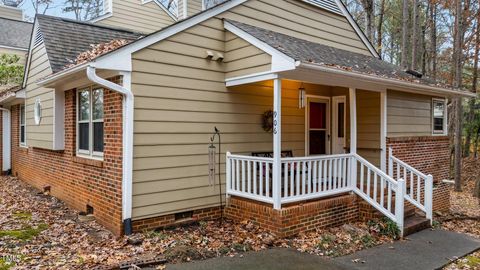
{"left": 12, "top": 211, "right": 32, "bottom": 220}
{"left": 0, "top": 259, "right": 15, "bottom": 270}
{"left": 0, "top": 223, "right": 48, "bottom": 241}
{"left": 461, "top": 255, "right": 480, "bottom": 268}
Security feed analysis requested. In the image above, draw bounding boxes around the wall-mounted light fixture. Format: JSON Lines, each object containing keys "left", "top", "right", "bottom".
{"left": 298, "top": 82, "right": 306, "bottom": 109}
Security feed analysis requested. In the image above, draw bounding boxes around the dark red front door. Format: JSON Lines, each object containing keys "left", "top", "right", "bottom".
{"left": 309, "top": 101, "right": 327, "bottom": 155}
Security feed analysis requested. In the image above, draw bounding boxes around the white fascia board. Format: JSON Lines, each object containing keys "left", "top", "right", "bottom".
{"left": 334, "top": 0, "right": 379, "bottom": 59}
{"left": 95, "top": 0, "right": 248, "bottom": 64}
{"left": 0, "top": 45, "right": 28, "bottom": 51}
{"left": 224, "top": 21, "right": 297, "bottom": 73}
{"left": 226, "top": 72, "right": 279, "bottom": 87}
{"left": 22, "top": 20, "right": 39, "bottom": 88}
{"left": 298, "top": 62, "right": 476, "bottom": 98}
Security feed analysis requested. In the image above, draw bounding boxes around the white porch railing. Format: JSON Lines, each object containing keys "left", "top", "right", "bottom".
{"left": 226, "top": 152, "right": 408, "bottom": 235}
{"left": 388, "top": 148, "right": 433, "bottom": 223}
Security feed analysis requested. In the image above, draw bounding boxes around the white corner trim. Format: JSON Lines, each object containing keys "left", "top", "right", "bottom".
{"left": 226, "top": 72, "right": 279, "bottom": 87}
{"left": 182, "top": 0, "right": 188, "bottom": 19}
{"left": 224, "top": 21, "right": 297, "bottom": 73}
{"left": 334, "top": 0, "right": 379, "bottom": 58}
{"left": 86, "top": 65, "right": 134, "bottom": 228}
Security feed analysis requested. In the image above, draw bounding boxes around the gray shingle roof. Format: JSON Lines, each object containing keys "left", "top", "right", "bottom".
{"left": 226, "top": 20, "right": 451, "bottom": 89}
{"left": 36, "top": 15, "right": 143, "bottom": 73}
{"left": 0, "top": 17, "right": 32, "bottom": 49}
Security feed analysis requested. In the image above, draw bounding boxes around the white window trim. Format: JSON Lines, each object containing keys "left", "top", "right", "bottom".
{"left": 76, "top": 88, "right": 104, "bottom": 160}
{"left": 432, "top": 98, "right": 447, "bottom": 136}
{"left": 19, "top": 104, "right": 27, "bottom": 147}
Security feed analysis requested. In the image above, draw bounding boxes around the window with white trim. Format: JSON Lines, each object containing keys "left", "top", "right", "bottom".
{"left": 432, "top": 98, "right": 447, "bottom": 135}
{"left": 20, "top": 104, "right": 26, "bottom": 146}
{"left": 77, "top": 88, "right": 104, "bottom": 158}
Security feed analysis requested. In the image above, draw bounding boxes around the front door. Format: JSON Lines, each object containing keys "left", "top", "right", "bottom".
{"left": 332, "top": 96, "right": 346, "bottom": 154}
{"left": 307, "top": 98, "right": 330, "bottom": 155}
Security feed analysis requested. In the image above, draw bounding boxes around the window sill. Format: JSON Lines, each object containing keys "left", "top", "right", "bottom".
{"left": 72, "top": 156, "right": 104, "bottom": 168}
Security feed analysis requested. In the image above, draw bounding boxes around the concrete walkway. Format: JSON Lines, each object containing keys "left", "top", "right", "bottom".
{"left": 167, "top": 230, "right": 480, "bottom": 270}
{"left": 335, "top": 229, "right": 480, "bottom": 270}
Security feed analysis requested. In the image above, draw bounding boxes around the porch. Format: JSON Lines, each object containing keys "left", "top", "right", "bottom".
{"left": 223, "top": 78, "right": 433, "bottom": 237}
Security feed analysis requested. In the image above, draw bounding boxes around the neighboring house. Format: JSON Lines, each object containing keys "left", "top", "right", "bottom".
{"left": 0, "top": 0, "right": 474, "bottom": 237}
{"left": 0, "top": 4, "right": 23, "bottom": 21}
{"left": 0, "top": 16, "right": 32, "bottom": 64}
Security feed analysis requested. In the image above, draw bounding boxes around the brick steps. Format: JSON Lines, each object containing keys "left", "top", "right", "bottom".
{"left": 403, "top": 214, "right": 431, "bottom": 236}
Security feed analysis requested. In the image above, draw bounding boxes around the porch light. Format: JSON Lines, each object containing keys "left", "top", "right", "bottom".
{"left": 298, "top": 83, "right": 306, "bottom": 109}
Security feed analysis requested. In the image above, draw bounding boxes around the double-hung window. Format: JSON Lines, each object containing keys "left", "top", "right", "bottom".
{"left": 432, "top": 98, "right": 447, "bottom": 135}
{"left": 77, "top": 88, "right": 104, "bottom": 159}
{"left": 20, "top": 104, "right": 26, "bottom": 146}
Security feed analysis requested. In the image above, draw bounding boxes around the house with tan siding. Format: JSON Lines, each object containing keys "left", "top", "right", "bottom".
{"left": 0, "top": 0, "right": 475, "bottom": 237}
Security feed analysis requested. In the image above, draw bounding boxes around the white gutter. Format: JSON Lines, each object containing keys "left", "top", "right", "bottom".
{"left": 0, "top": 108, "right": 11, "bottom": 173}
{"left": 298, "top": 62, "right": 477, "bottom": 98}
{"left": 86, "top": 65, "right": 134, "bottom": 235}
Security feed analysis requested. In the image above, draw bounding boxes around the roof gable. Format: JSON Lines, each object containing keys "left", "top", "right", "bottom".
{"left": 36, "top": 15, "right": 142, "bottom": 73}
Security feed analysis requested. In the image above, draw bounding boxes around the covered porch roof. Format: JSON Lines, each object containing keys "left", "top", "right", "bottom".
{"left": 224, "top": 19, "right": 475, "bottom": 98}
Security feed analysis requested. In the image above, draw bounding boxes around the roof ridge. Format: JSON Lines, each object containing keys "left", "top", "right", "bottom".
{"left": 35, "top": 14, "right": 143, "bottom": 35}
{"left": 0, "top": 17, "right": 32, "bottom": 24}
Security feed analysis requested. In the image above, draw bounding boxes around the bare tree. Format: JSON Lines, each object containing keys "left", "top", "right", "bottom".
{"left": 453, "top": 0, "right": 465, "bottom": 192}
{"left": 376, "top": 0, "right": 386, "bottom": 55}
{"left": 411, "top": 0, "right": 419, "bottom": 70}
{"left": 401, "top": 0, "right": 410, "bottom": 68}
{"left": 428, "top": 0, "right": 437, "bottom": 79}
{"left": 359, "top": 0, "right": 375, "bottom": 42}
{"left": 31, "top": 0, "right": 53, "bottom": 14}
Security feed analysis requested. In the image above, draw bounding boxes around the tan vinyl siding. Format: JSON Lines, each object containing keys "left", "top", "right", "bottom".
{"left": 219, "top": 0, "right": 371, "bottom": 55}
{"left": 387, "top": 90, "right": 433, "bottom": 137}
{"left": 224, "top": 31, "right": 272, "bottom": 78}
{"left": 25, "top": 42, "right": 54, "bottom": 149}
{"left": 97, "top": 0, "right": 175, "bottom": 34}
{"left": 356, "top": 90, "right": 380, "bottom": 167}
{"left": 0, "top": 47, "right": 27, "bottom": 65}
{"left": 0, "top": 6, "right": 22, "bottom": 20}
{"left": 188, "top": 0, "right": 203, "bottom": 16}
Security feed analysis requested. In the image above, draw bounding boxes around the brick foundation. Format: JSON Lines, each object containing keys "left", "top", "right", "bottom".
{"left": 132, "top": 206, "right": 222, "bottom": 232}
{"left": 11, "top": 81, "right": 124, "bottom": 236}
{"left": 432, "top": 182, "right": 450, "bottom": 212}
{"left": 386, "top": 136, "right": 450, "bottom": 182}
{"left": 225, "top": 195, "right": 359, "bottom": 238}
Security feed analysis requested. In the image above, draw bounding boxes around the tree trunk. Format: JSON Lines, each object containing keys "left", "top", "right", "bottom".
{"left": 429, "top": 0, "right": 437, "bottom": 79}
{"left": 401, "top": 0, "right": 409, "bottom": 69}
{"left": 376, "top": 0, "right": 386, "bottom": 56}
{"left": 360, "top": 0, "right": 375, "bottom": 43}
{"left": 411, "top": 0, "right": 419, "bottom": 70}
{"left": 464, "top": 10, "right": 480, "bottom": 157}
{"left": 475, "top": 127, "right": 480, "bottom": 159}
{"left": 453, "top": 0, "right": 464, "bottom": 192}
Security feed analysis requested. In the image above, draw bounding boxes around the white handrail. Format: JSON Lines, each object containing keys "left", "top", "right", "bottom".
{"left": 226, "top": 152, "right": 408, "bottom": 236}
{"left": 388, "top": 148, "right": 433, "bottom": 224}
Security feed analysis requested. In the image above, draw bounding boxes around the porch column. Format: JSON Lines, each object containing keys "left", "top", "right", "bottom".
{"left": 349, "top": 88, "right": 357, "bottom": 189}
{"left": 273, "top": 78, "right": 282, "bottom": 210}
{"left": 349, "top": 88, "right": 357, "bottom": 154}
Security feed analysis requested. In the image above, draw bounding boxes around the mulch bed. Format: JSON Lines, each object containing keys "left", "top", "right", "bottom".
{"left": 0, "top": 176, "right": 397, "bottom": 269}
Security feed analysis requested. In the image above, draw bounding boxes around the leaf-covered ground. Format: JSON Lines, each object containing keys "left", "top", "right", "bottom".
{"left": 442, "top": 158, "right": 480, "bottom": 270}
{"left": 0, "top": 176, "right": 397, "bottom": 269}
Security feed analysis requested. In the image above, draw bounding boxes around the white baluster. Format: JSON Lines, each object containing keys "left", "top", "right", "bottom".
{"left": 242, "top": 160, "right": 246, "bottom": 192}
{"left": 396, "top": 178, "right": 405, "bottom": 237}
{"left": 226, "top": 153, "right": 231, "bottom": 198}
{"left": 247, "top": 160, "right": 251, "bottom": 193}
{"left": 253, "top": 161, "right": 257, "bottom": 195}
{"left": 425, "top": 174, "right": 433, "bottom": 224}
{"left": 259, "top": 162, "right": 263, "bottom": 196}
{"left": 367, "top": 168, "right": 371, "bottom": 197}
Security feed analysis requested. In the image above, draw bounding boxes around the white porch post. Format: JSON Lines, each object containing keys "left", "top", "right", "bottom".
{"left": 380, "top": 90, "right": 387, "bottom": 172}
{"left": 349, "top": 88, "right": 357, "bottom": 189}
{"left": 273, "top": 78, "right": 282, "bottom": 210}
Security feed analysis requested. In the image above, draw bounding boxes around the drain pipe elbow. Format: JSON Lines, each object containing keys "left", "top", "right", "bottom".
{"left": 86, "top": 65, "right": 134, "bottom": 235}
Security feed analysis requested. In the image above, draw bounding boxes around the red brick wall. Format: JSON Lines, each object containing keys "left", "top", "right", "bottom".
{"left": 0, "top": 110, "right": 3, "bottom": 173}
{"left": 132, "top": 207, "right": 222, "bottom": 232}
{"left": 433, "top": 182, "right": 450, "bottom": 212}
{"left": 11, "top": 85, "right": 124, "bottom": 235}
{"left": 225, "top": 195, "right": 359, "bottom": 238}
{"left": 387, "top": 136, "right": 450, "bottom": 182}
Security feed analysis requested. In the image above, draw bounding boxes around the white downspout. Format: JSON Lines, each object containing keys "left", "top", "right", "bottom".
{"left": 86, "top": 65, "right": 134, "bottom": 235}
{"left": 0, "top": 108, "right": 11, "bottom": 173}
